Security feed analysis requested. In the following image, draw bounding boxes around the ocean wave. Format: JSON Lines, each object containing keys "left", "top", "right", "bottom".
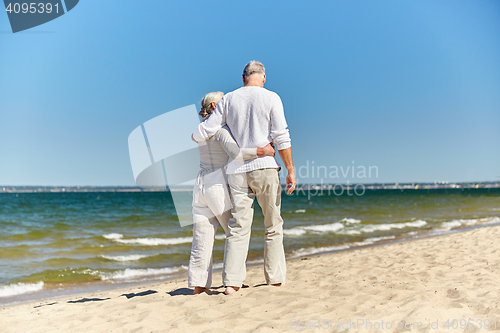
{"left": 284, "top": 219, "right": 428, "bottom": 237}
{"left": 347, "top": 220, "right": 428, "bottom": 234}
{"left": 295, "top": 209, "right": 306, "bottom": 213}
{"left": 0, "top": 281, "right": 44, "bottom": 298}
{"left": 284, "top": 218, "right": 362, "bottom": 237}
{"left": 305, "top": 222, "right": 345, "bottom": 233}
{"left": 100, "top": 254, "right": 151, "bottom": 262}
{"left": 440, "top": 221, "right": 463, "bottom": 230}
{"left": 103, "top": 233, "right": 193, "bottom": 246}
{"left": 247, "top": 258, "right": 264, "bottom": 266}
{"left": 284, "top": 222, "right": 345, "bottom": 236}
{"left": 283, "top": 228, "right": 308, "bottom": 236}
{"left": 214, "top": 234, "right": 226, "bottom": 240}
{"left": 289, "top": 235, "right": 396, "bottom": 258}
{"left": 341, "top": 218, "right": 361, "bottom": 224}
{"left": 440, "top": 216, "right": 500, "bottom": 231}
{"left": 212, "top": 262, "right": 224, "bottom": 270}
{"left": 101, "top": 266, "right": 187, "bottom": 281}
{"left": 475, "top": 216, "right": 500, "bottom": 224}
{"left": 103, "top": 233, "right": 124, "bottom": 240}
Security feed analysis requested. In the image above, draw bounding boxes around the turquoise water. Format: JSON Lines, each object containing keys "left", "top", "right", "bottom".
{"left": 0, "top": 189, "right": 499, "bottom": 301}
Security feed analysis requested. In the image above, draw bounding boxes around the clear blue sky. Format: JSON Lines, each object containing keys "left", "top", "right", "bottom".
{"left": 1, "top": 0, "right": 499, "bottom": 186}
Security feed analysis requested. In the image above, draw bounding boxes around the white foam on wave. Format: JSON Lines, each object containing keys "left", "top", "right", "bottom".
{"left": 247, "top": 258, "right": 264, "bottom": 265}
{"left": 476, "top": 216, "right": 500, "bottom": 224}
{"left": 440, "top": 216, "right": 500, "bottom": 231}
{"left": 305, "top": 222, "right": 345, "bottom": 233}
{"left": 283, "top": 228, "right": 307, "bottom": 236}
{"left": 289, "top": 235, "right": 396, "bottom": 258}
{"left": 342, "top": 229, "right": 363, "bottom": 235}
{"left": 103, "top": 233, "right": 123, "bottom": 240}
{"left": 214, "top": 234, "right": 226, "bottom": 240}
{"left": 440, "top": 221, "right": 462, "bottom": 230}
{"left": 212, "top": 262, "right": 224, "bottom": 270}
{"left": 341, "top": 218, "right": 361, "bottom": 224}
{"left": 284, "top": 222, "right": 344, "bottom": 236}
{"left": 295, "top": 209, "right": 306, "bottom": 213}
{"left": 352, "top": 220, "right": 428, "bottom": 234}
{"left": 284, "top": 218, "right": 363, "bottom": 237}
{"left": 101, "top": 266, "right": 187, "bottom": 281}
{"left": 100, "top": 254, "right": 150, "bottom": 262}
{"left": 0, "top": 281, "right": 44, "bottom": 298}
{"left": 103, "top": 233, "right": 193, "bottom": 246}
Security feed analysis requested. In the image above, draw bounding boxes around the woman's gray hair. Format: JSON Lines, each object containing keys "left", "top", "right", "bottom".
{"left": 243, "top": 60, "right": 265, "bottom": 78}
{"left": 199, "top": 91, "right": 224, "bottom": 119}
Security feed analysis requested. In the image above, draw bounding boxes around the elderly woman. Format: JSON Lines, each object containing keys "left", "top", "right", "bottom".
{"left": 189, "top": 91, "right": 275, "bottom": 294}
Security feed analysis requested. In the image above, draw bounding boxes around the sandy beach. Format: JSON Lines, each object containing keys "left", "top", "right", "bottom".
{"left": 2, "top": 225, "right": 500, "bottom": 333}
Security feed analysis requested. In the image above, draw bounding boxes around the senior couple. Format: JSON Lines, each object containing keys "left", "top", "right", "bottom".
{"left": 188, "top": 61, "right": 296, "bottom": 295}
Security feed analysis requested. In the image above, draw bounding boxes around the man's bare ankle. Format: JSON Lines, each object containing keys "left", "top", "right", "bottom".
{"left": 193, "top": 287, "right": 208, "bottom": 295}
{"left": 224, "top": 286, "right": 240, "bottom": 295}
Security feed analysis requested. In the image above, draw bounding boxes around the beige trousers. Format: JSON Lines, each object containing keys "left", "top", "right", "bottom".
{"left": 223, "top": 168, "right": 286, "bottom": 286}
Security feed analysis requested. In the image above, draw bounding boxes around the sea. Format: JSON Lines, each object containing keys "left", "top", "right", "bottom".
{"left": 1, "top": 187, "right": 499, "bottom": 305}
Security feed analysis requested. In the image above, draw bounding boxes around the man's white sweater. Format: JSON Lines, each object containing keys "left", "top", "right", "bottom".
{"left": 192, "top": 86, "right": 291, "bottom": 174}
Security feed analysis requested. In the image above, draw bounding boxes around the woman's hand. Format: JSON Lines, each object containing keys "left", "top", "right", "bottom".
{"left": 256, "top": 143, "right": 275, "bottom": 157}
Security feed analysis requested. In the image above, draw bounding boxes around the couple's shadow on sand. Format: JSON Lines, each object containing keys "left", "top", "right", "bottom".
{"left": 64, "top": 290, "right": 158, "bottom": 303}
{"left": 168, "top": 283, "right": 257, "bottom": 296}
{"left": 58, "top": 284, "right": 261, "bottom": 306}
{"left": 35, "top": 284, "right": 265, "bottom": 308}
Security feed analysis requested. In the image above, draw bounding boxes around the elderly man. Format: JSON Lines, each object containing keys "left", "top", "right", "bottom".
{"left": 192, "top": 61, "right": 296, "bottom": 295}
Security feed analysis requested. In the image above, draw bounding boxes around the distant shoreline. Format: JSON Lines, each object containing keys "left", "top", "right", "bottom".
{"left": 1, "top": 182, "right": 499, "bottom": 193}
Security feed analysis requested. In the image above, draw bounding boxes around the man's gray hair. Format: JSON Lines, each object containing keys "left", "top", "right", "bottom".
{"left": 243, "top": 61, "right": 265, "bottom": 78}
{"left": 200, "top": 91, "right": 224, "bottom": 119}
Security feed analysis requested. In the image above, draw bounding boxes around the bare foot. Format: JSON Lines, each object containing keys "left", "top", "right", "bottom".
{"left": 224, "top": 286, "right": 240, "bottom": 295}
{"left": 193, "top": 287, "right": 208, "bottom": 295}
{"left": 270, "top": 282, "right": 286, "bottom": 287}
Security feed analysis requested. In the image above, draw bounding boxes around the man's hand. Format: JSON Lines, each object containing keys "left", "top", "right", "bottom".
{"left": 286, "top": 168, "right": 296, "bottom": 194}
{"left": 257, "top": 143, "right": 275, "bottom": 157}
{"left": 278, "top": 147, "right": 295, "bottom": 194}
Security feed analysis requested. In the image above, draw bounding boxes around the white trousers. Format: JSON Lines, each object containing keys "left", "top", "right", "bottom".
{"left": 188, "top": 183, "right": 230, "bottom": 288}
